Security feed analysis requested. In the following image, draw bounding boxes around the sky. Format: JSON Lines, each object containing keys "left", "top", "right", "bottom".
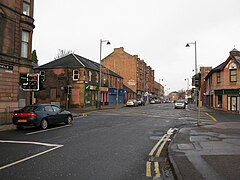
{"left": 32, "top": 0, "right": 240, "bottom": 93}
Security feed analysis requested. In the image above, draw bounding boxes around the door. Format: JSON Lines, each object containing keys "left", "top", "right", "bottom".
{"left": 228, "top": 96, "right": 238, "bottom": 111}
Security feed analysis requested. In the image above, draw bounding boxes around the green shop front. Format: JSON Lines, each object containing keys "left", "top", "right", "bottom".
{"left": 84, "top": 85, "right": 98, "bottom": 107}
{"left": 214, "top": 89, "right": 240, "bottom": 112}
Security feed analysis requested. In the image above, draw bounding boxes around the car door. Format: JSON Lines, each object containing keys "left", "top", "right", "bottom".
{"left": 44, "top": 105, "right": 56, "bottom": 125}
{"left": 51, "top": 105, "right": 66, "bottom": 123}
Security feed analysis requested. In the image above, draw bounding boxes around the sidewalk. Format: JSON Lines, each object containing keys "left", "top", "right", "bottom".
{"left": 169, "top": 107, "right": 240, "bottom": 180}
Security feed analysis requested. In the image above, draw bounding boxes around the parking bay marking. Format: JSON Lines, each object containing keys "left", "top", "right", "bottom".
{"left": 0, "top": 140, "right": 63, "bottom": 170}
{"left": 26, "top": 124, "right": 71, "bottom": 135}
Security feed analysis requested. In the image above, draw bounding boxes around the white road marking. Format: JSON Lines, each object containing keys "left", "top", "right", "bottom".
{"left": 0, "top": 140, "right": 63, "bottom": 170}
{"left": 26, "top": 124, "right": 71, "bottom": 135}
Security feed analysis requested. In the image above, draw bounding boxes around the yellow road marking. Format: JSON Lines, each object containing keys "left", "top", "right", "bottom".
{"left": 156, "top": 134, "right": 171, "bottom": 157}
{"left": 205, "top": 113, "right": 218, "bottom": 122}
{"left": 149, "top": 134, "right": 167, "bottom": 156}
{"left": 146, "top": 161, "right": 152, "bottom": 177}
{"left": 154, "top": 162, "right": 161, "bottom": 178}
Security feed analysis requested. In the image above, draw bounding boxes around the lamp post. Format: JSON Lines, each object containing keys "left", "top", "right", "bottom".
{"left": 99, "top": 39, "right": 110, "bottom": 109}
{"left": 186, "top": 41, "right": 200, "bottom": 126}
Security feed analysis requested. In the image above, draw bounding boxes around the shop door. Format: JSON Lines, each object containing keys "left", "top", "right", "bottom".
{"left": 228, "top": 96, "right": 237, "bottom": 111}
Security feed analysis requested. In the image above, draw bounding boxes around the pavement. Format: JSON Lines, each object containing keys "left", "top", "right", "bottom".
{"left": 169, "top": 105, "right": 240, "bottom": 180}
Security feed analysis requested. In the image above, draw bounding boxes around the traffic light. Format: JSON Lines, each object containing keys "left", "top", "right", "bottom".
{"left": 64, "top": 85, "right": 72, "bottom": 94}
{"left": 194, "top": 73, "right": 201, "bottom": 88}
{"left": 22, "top": 73, "right": 39, "bottom": 91}
{"left": 68, "top": 86, "right": 72, "bottom": 94}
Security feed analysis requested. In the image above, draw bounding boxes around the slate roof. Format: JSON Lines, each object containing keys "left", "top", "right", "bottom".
{"left": 205, "top": 54, "right": 240, "bottom": 80}
{"left": 37, "top": 53, "right": 122, "bottom": 78}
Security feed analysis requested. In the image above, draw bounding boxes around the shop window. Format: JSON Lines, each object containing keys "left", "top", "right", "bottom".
{"left": 21, "top": 30, "right": 29, "bottom": 58}
{"left": 216, "top": 95, "right": 222, "bottom": 108}
{"left": 73, "top": 70, "right": 79, "bottom": 81}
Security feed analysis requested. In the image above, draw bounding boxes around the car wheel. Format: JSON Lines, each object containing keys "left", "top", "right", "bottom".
{"left": 40, "top": 119, "right": 48, "bottom": 130}
{"left": 66, "top": 115, "right": 73, "bottom": 125}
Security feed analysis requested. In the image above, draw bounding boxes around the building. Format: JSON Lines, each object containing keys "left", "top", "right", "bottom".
{"left": 153, "top": 81, "right": 164, "bottom": 102}
{"left": 102, "top": 47, "right": 155, "bottom": 101}
{"left": 0, "top": 0, "right": 35, "bottom": 123}
{"left": 205, "top": 48, "right": 240, "bottom": 112}
{"left": 35, "top": 54, "right": 124, "bottom": 108}
{"left": 199, "top": 66, "right": 212, "bottom": 105}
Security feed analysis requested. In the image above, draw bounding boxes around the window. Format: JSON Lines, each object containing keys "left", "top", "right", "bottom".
{"left": 217, "top": 72, "right": 221, "bottom": 83}
{"left": 23, "top": 0, "right": 31, "bottom": 16}
{"left": 21, "top": 30, "right": 29, "bottom": 58}
{"left": 216, "top": 95, "right": 222, "bottom": 108}
{"left": 73, "top": 70, "right": 79, "bottom": 81}
{"left": 89, "top": 71, "right": 92, "bottom": 82}
{"left": 230, "top": 69, "right": 237, "bottom": 82}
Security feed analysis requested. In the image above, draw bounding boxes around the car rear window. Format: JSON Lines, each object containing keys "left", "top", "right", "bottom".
{"left": 21, "top": 105, "right": 40, "bottom": 112}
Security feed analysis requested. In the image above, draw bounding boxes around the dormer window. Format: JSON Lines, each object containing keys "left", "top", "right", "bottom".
{"left": 73, "top": 70, "right": 79, "bottom": 81}
{"left": 230, "top": 69, "right": 237, "bottom": 82}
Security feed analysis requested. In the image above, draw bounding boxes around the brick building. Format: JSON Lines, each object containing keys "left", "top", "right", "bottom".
{"left": 199, "top": 66, "right": 212, "bottom": 105}
{"left": 0, "top": 0, "right": 35, "bottom": 123}
{"left": 102, "top": 47, "right": 155, "bottom": 101}
{"left": 205, "top": 48, "right": 240, "bottom": 112}
{"left": 35, "top": 54, "right": 124, "bottom": 108}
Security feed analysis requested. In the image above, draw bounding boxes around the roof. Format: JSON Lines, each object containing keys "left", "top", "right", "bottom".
{"left": 37, "top": 53, "right": 122, "bottom": 78}
{"left": 205, "top": 54, "right": 240, "bottom": 80}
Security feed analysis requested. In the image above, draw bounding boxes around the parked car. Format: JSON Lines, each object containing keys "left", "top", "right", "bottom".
{"left": 150, "top": 99, "right": 156, "bottom": 104}
{"left": 136, "top": 98, "right": 145, "bottom": 106}
{"left": 174, "top": 100, "right": 186, "bottom": 109}
{"left": 12, "top": 104, "right": 73, "bottom": 130}
{"left": 126, "top": 99, "right": 139, "bottom": 107}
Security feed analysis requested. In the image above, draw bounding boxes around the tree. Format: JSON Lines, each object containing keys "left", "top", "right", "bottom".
{"left": 31, "top": 49, "right": 38, "bottom": 64}
{"left": 178, "top": 89, "right": 186, "bottom": 99}
{"left": 54, "top": 49, "right": 74, "bottom": 60}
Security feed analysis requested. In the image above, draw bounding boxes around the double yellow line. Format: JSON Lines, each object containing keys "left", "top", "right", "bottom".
{"left": 146, "top": 128, "right": 177, "bottom": 178}
{"left": 205, "top": 113, "right": 218, "bottom": 122}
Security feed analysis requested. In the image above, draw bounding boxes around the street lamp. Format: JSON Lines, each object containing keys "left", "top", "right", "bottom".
{"left": 99, "top": 39, "right": 110, "bottom": 109}
{"left": 186, "top": 41, "right": 200, "bottom": 126}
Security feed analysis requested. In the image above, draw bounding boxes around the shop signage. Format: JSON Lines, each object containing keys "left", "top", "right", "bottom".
{"left": 0, "top": 63, "right": 13, "bottom": 70}
{"left": 85, "top": 85, "right": 98, "bottom": 91}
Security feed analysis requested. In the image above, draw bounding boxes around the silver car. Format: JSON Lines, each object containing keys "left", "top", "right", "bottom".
{"left": 174, "top": 100, "right": 186, "bottom": 109}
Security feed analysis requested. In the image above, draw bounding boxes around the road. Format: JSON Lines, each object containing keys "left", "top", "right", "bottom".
{"left": 0, "top": 103, "right": 212, "bottom": 180}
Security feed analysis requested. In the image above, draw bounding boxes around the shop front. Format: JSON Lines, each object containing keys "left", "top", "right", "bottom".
{"left": 214, "top": 89, "right": 240, "bottom": 112}
{"left": 84, "top": 85, "right": 98, "bottom": 107}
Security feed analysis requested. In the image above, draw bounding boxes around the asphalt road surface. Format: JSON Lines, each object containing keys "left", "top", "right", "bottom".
{"left": 0, "top": 103, "right": 212, "bottom": 180}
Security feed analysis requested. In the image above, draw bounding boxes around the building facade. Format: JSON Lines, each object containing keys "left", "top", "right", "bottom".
{"left": 102, "top": 47, "right": 155, "bottom": 101}
{"left": 205, "top": 49, "right": 240, "bottom": 112}
{"left": 0, "top": 0, "right": 35, "bottom": 123}
{"left": 35, "top": 54, "right": 124, "bottom": 108}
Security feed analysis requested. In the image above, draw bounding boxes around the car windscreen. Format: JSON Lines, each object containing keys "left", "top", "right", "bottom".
{"left": 176, "top": 100, "right": 185, "bottom": 103}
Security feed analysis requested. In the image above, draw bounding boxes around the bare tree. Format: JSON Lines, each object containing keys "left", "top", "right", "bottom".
{"left": 54, "top": 49, "right": 74, "bottom": 59}
{"left": 178, "top": 89, "right": 186, "bottom": 99}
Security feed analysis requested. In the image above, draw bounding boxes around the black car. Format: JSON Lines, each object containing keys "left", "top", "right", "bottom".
{"left": 136, "top": 98, "right": 145, "bottom": 106}
{"left": 12, "top": 104, "right": 73, "bottom": 130}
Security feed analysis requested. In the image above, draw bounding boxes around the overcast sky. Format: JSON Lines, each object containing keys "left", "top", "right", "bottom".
{"left": 33, "top": 0, "right": 240, "bottom": 92}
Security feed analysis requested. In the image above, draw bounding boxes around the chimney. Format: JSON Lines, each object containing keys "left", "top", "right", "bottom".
{"left": 114, "top": 47, "right": 124, "bottom": 52}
